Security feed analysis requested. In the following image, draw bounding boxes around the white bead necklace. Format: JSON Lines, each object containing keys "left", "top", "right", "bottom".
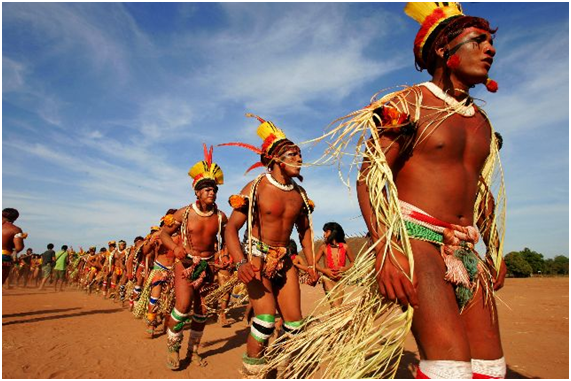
{"left": 192, "top": 202, "right": 214, "bottom": 217}
{"left": 421, "top": 82, "right": 476, "bottom": 117}
{"left": 265, "top": 173, "right": 294, "bottom": 192}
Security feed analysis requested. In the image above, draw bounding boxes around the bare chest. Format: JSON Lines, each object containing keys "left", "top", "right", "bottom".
{"left": 185, "top": 213, "right": 220, "bottom": 241}
{"left": 414, "top": 110, "right": 491, "bottom": 167}
{"left": 256, "top": 186, "right": 304, "bottom": 220}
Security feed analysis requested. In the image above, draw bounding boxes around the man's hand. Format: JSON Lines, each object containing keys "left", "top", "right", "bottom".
{"left": 237, "top": 262, "right": 259, "bottom": 284}
{"left": 375, "top": 251, "right": 418, "bottom": 308}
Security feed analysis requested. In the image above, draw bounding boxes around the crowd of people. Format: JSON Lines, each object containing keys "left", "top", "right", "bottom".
{"left": 2, "top": 3, "right": 509, "bottom": 379}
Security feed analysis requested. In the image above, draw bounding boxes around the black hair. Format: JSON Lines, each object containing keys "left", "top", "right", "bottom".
{"left": 134, "top": 236, "right": 144, "bottom": 243}
{"left": 261, "top": 139, "right": 297, "bottom": 168}
{"left": 61, "top": 245, "right": 68, "bottom": 251}
{"left": 288, "top": 239, "right": 298, "bottom": 254}
{"left": 2, "top": 208, "right": 19, "bottom": 222}
{"left": 323, "top": 222, "right": 346, "bottom": 244}
{"left": 47, "top": 243, "right": 54, "bottom": 250}
{"left": 194, "top": 179, "right": 218, "bottom": 193}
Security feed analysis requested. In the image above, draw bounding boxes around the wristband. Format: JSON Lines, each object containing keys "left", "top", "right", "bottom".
{"left": 235, "top": 258, "right": 247, "bottom": 271}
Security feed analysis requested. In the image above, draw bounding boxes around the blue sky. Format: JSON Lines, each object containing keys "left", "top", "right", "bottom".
{"left": 2, "top": 2, "right": 568, "bottom": 258}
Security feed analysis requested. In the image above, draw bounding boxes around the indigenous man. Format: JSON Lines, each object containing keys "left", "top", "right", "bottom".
{"left": 314, "top": 222, "right": 355, "bottom": 308}
{"left": 134, "top": 211, "right": 178, "bottom": 338}
{"left": 128, "top": 229, "right": 158, "bottom": 310}
{"left": 84, "top": 247, "right": 103, "bottom": 294}
{"left": 30, "top": 253, "right": 42, "bottom": 287}
{"left": 17, "top": 248, "right": 34, "bottom": 288}
{"left": 125, "top": 236, "right": 146, "bottom": 309}
{"left": 2, "top": 208, "right": 26, "bottom": 285}
{"left": 222, "top": 114, "right": 317, "bottom": 378}
{"left": 160, "top": 145, "right": 227, "bottom": 370}
{"left": 265, "top": 4, "right": 507, "bottom": 379}
{"left": 101, "top": 241, "right": 117, "bottom": 298}
{"left": 108, "top": 240, "right": 129, "bottom": 300}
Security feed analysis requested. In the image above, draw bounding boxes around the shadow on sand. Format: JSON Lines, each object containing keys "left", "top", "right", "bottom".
{"left": 2, "top": 307, "right": 80, "bottom": 318}
{"left": 2, "top": 308, "right": 123, "bottom": 326}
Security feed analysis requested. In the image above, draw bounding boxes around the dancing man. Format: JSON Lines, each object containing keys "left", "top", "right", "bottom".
{"left": 222, "top": 114, "right": 317, "bottom": 378}
{"left": 2, "top": 208, "right": 26, "bottom": 285}
{"left": 160, "top": 145, "right": 227, "bottom": 370}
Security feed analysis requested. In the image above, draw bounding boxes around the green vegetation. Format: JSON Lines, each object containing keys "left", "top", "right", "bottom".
{"left": 504, "top": 248, "right": 568, "bottom": 278}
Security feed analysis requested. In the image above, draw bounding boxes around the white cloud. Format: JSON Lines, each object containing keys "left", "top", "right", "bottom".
{"left": 2, "top": 57, "right": 26, "bottom": 93}
{"left": 185, "top": 3, "right": 406, "bottom": 115}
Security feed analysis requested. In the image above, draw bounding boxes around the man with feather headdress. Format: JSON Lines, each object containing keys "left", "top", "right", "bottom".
{"left": 264, "top": 3, "right": 507, "bottom": 379}
{"left": 159, "top": 144, "right": 228, "bottom": 370}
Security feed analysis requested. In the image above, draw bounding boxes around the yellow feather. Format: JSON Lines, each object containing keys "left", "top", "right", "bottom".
{"left": 404, "top": 2, "right": 463, "bottom": 25}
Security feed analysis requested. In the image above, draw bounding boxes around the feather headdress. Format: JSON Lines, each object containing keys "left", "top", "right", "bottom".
{"left": 188, "top": 144, "right": 224, "bottom": 189}
{"left": 219, "top": 113, "right": 293, "bottom": 173}
{"left": 405, "top": 2, "right": 464, "bottom": 70}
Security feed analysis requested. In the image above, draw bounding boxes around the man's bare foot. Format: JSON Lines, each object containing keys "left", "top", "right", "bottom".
{"left": 145, "top": 326, "right": 155, "bottom": 339}
{"left": 219, "top": 314, "right": 230, "bottom": 327}
{"left": 166, "top": 350, "right": 180, "bottom": 370}
{"left": 188, "top": 351, "right": 208, "bottom": 367}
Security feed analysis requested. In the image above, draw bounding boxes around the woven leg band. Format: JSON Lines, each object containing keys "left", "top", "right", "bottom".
{"left": 418, "top": 360, "right": 472, "bottom": 379}
{"left": 250, "top": 314, "right": 275, "bottom": 343}
{"left": 472, "top": 357, "right": 506, "bottom": 379}
{"left": 166, "top": 328, "right": 183, "bottom": 353}
{"left": 241, "top": 353, "right": 267, "bottom": 378}
{"left": 282, "top": 319, "right": 303, "bottom": 335}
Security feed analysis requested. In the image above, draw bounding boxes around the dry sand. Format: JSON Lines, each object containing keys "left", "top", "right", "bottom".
{"left": 2, "top": 277, "right": 569, "bottom": 379}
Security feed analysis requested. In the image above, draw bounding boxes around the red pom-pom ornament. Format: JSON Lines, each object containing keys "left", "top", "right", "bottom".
{"left": 485, "top": 78, "right": 498, "bottom": 93}
{"left": 446, "top": 54, "right": 461, "bottom": 70}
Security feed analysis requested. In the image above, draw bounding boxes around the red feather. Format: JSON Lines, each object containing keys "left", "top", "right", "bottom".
{"left": 245, "top": 162, "right": 264, "bottom": 174}
{"left": 202, "top": 143, "right": 210, "bottom": 166}
{"left": 218, "top": 142, "right": 263, "bottom": 155}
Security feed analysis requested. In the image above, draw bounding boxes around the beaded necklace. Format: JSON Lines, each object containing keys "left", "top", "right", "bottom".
{"left": 192, "top": 202, "right": 215, "bottom": 217}
{"left": 265, "top": 173, "right": 294, "bottom": 192}
{"left": 421, "top": 81, "right": 476, "bottom": 117}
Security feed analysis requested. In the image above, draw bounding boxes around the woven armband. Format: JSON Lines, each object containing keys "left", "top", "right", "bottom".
{"left": 229, "top": 194, "right": 249, "bottom": 211}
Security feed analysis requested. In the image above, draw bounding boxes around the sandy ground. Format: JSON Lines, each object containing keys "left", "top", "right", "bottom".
{"left": 2, "top": 277, "right": 569, "bottom": 379}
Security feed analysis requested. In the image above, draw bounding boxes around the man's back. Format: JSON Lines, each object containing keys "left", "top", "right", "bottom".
{"left": 41, "top": 250, "right": 55, "bottom": 266}
{"left": 54, "top": 250, "right": 68, "bottom": 270}
{"left": 2, "top": 222, "right": 21, "bottom": 252}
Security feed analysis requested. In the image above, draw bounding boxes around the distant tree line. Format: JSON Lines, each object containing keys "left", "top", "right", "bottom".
{"left": 504, "top": 248, "right": 569, "bottom": 278}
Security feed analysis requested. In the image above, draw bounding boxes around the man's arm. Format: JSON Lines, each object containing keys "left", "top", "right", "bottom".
{"left": 13, "top": 228, "right": 25, "bottom": 255}
{"left": 357, "top": 132, "right": 418, "bottom": 308}
{"left": 225, "top": 182, "right": 258, "bottom": 283}
{"left": 159, "top": 209, "right": 184, "bottom": 259}
{"left": 296, "top": 213, "right": 318, "bottom": 282}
